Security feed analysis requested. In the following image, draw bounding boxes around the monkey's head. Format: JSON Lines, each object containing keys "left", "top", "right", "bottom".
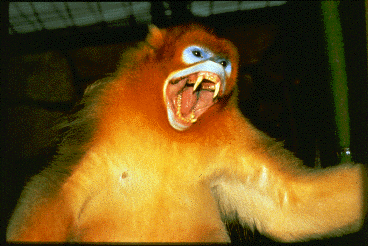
{"left": 145, "top": 24, "right": 239, "bottom": 131}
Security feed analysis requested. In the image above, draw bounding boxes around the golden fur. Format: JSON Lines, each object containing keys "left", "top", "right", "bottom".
{"left": 6, "top": 24, "right": 367, "bottom": 242}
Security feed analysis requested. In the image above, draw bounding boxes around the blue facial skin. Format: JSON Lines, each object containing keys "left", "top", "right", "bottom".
{"left": 182, "top": 46, "right": 232, "bottom": 77}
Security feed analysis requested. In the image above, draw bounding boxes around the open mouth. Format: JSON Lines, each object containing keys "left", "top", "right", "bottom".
{"left": 164, "top": 70, "right": 225, "bottom": 131}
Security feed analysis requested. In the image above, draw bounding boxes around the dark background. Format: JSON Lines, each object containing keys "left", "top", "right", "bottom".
{"left": 2, "top": 2, "right": 367, "bottom": 244}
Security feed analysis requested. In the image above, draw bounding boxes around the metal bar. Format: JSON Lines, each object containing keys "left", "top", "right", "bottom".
{"left": 13, "top": 3, "right": 38, "bottom": 32}
{"left": 86, "top": 2, "right": 100, "bottom": 23}
{"left": 29, "top": 2, "right": 45, "bottom": 30}
{"left": 51, "top": 2, "right": 69, "bottom": 27}
{"left": 63, "top": 2, "right": 76, "bottom": 27}
{"left": 321, "top": 1, "right": 351, "bottom": 162}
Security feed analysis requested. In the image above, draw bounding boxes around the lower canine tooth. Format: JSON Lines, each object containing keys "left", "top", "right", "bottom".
{"left": 213, "top": 83, "right": 220, "bottom": 99}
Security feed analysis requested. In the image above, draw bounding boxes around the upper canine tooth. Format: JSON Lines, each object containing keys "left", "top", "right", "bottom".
{"left": 193, "top": 75, "right": 204, "bottom": 92}
{"left": 213, "top": 83, "right": 220, "bottom": 99}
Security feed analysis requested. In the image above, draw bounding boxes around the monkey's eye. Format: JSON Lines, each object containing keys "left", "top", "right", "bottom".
{"left": 215, "top": 58, "right": 232, "bottom": 76}
{"left": 182, "top": 46, "right": 211, "bottom": 64}
{"left": 220, "top": 61, "right": 227, "bottom": 67}
{"left": 192, "top": 50, "right": 202, "bottom": 58}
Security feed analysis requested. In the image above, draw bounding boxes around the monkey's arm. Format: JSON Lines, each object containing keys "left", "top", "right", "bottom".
{"left": 211, "top": 110, "right": 367, "bottom": 242}
{"left": 6, "top": 181, "right": 74, "bottom": 242}
{"left": 214, "top": 153, "right": 366, "bottom": 242}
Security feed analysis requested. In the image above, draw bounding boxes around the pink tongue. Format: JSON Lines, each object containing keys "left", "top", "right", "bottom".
{"left": 180, "top": 87, "right": 198, "bottom": 116}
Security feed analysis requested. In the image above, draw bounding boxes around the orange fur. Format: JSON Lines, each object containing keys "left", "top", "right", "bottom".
{"left": 6, "top": 24, "right": 367, "bottom": 242}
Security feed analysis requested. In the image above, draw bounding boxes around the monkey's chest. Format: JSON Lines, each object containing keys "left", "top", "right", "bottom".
{"left": 67, "top": 169, "right": 229, "bottom": 242}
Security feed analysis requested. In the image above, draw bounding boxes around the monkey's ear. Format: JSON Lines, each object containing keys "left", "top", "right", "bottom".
{"left": 146, "top": 25, "right": 166, "bottom": 49}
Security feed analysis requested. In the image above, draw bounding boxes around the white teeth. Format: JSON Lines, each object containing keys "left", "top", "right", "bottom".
{"left": 189, "top": 112, "right": 197, "bottom": 123}
{"left": 193, "top": 75, "right": 203, "bottom": 92}
{"left": 174, "top": 72, "right": 222, "bottom": 124}
{"left": 213, "top": 83, "right": 220, "bottom": 99}
{"left": 193, "top": 73, "right": 221, "bottom": 99}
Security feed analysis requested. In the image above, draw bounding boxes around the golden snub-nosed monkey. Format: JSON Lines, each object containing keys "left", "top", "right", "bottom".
{"left": 6, "top": 24, "right": 367, "bottom": 243}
